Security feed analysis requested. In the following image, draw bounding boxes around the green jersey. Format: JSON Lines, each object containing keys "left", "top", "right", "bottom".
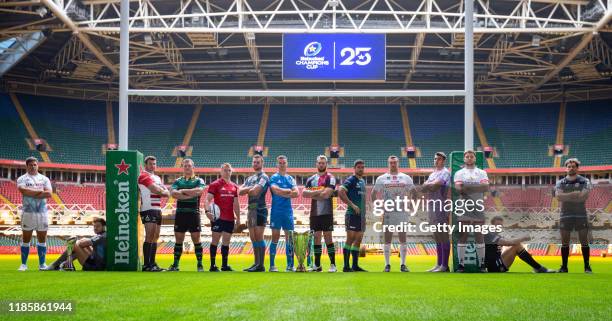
{"left": 171, "top": 176, "right": 206, "bottom": 214}
{"left": 341, "top": 175, "right": 366, "bottom": 217}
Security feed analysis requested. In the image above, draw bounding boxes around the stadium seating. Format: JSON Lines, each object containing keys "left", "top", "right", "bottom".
{"left": 265, "top": 104, "right": 331, "bottom": 167}
{"left": 124, "top": 102, "right": 194, "bottom": 167}
{"left": 407, "top": 105, "right": 464, "bottom": 168}
{"left": 562, "top": 100, "right": 612, "bottom": 166}
{"left": 339, "top": 104, "right": 404, "bottom": 168}
{"left": 0, "top": 94, "right": 35, "bottom": 161}
{"left": 189, "top": 104, "right": 263, "bottom": 168}
{"left": 1, "top": 96, "right": 611, "bottom": 168}
{"left": 54, "top": 183, "right": 105, "bottom": 209}
{"left": 0, "top": 180, "right": 21, "bottom": 204}
{"left": 18, "top": 94, "right": 108, "bottom": 164}
{"left": 477, "top": 103, "right": 559, "bottom": 168}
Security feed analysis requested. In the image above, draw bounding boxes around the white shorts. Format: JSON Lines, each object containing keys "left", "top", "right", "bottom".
{"left": 21, "top": 212, "right": 49, "bottom": 231}
{"left": 383, "top": 212, "right": 409, "bottom": 227}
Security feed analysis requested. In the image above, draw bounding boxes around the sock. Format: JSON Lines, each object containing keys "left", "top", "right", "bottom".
{"left": 143, "top": 242, "right": 152, "bottom": 267}
{"left": 259, "top": 241, "right": 267, "bottom": 267}
{"left": 151, "top": 242, "right": 158, "bottom": 266}
{"left": 326, "top": 243, "right": 336, "bottom": 265}
{"left": 400, "top": 243, "right": 407, "bottom": 266}
{"left": 36, "top": 242, "right": 46, "bottom": 266}
{"left": 442, "top": 242, "right": 451, "bottom": 267}
{"left": 270, "top": 242, "right": 277, "bottom": 267}
{"left": 194, "top": 242, "right": 203, "bottom": 266}
{"left": 20, "top": 242, "right": 30, "bottom": 265}
{"left": 252, "top": 243, "right": 259, "bottom": 267}
{"left": 561, "top": 245, "right": 569, "bottom": 268}
{"left": 221, "top": 245, "right": 229, "bottom": 267}
{"left": 209, "top": 244, "right": 217, "bottom": 267}
{"left": 252, "top": 241, "right": 259, "bottom": 266}
{"left": 518, "top": 248, "right": 542, "bottom": 270}
{"left": 383, "top": 244, "right": 391, "bottom": 265}
{"left": 285, "top": 241, "right": 294, "bottom": 268}
{"left": 436, "top": 243, "right": 442, "bottom": 266}
{"left": 476, "top": 243, "right": 485, "bottom": 266}
{"left": 457, "top": 243, "right": 466, "bottom": 266}
{"left": 343, "top": 244, "right": 350, "bottom": 268}
{"left": 314, "top": 244, "right": 322, "bottom": 267}
{"left": 173, "top": 243, "right": 183, "bottom": 267}
{"left": 581, "top": 245, "right": 590, "bottom": 268}
{"left": 50, "top": 250, "right": 68, "bottom": 269}
{"left": 351, "top": 246, "right": 360, "bottom": 268}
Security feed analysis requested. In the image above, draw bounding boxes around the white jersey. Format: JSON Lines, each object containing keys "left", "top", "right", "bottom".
{"left": 373, "top": 172, "right": 414, "bottom": 213}
{"left": 16, "top": 173, "right": 51, "bottom": 214}
{"left": 138, "top": 171, "right": 163, "bottom": 211}
{"left": 454, "top": 167, "right": 489, "bottom": 201}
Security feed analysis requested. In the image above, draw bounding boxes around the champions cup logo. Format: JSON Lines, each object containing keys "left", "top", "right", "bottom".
{"left": 296, "top": 41, "right": 329, "bottom": 70}
{"left": 304, "top": 42, "right": 322, "bottom": 57}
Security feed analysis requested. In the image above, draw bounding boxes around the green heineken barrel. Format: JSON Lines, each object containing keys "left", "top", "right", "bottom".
{"left": 105, "top": 150, "right": 143, "bottom": 271}
{"left": 450, "top": 151, "right": 484, "bottom": 273}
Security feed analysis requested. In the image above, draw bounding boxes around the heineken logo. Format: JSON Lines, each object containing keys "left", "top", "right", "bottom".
{"left": 115, "top": 159, "right": 131, "bottom": 176}
{"left": 114, "top": 180, "right": 131, "bottom": 264}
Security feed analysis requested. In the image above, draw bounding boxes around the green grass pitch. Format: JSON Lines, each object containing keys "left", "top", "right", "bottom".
{"left": 1, "top": 254, "right": 611, "bottom": 320}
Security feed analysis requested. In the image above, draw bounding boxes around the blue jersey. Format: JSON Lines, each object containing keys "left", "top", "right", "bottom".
{"left": 270, "top": 173, "right": 296, "bottom": 216}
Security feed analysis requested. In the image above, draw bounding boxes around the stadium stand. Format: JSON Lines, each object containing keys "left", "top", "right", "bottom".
{"left": 0, "top": 180, "right": 21, "bottom": 204}
{"left": 0, "top": 94, "right": 34, "bottom": 161}
{"left": 265, "top": 104, "right": 331, "bottom": 167}
{"left": 339, "top": 104, "right": 404, "bottom": 168}
{"left": 188, "top": 104, "right": 263, "bottom": 168}
{"left": 54, "top": 183, "right": 105, "bottom": 210}
{"left": 18, "top": 94, "right": 108, "bottom": 164}
{"left": 121, "top": 102, "right": 194, "bottom": 167}
{"left": 407, "top": 105, "right": 464, "bottom": 168}
{"left": 477, "top": 103, "right": 559, "bottom": 168}
{"left": 562, "top": 100, "right": 612, "bottom": 166}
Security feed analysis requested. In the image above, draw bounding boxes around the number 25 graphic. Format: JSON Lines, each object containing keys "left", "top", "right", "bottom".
{"left": 340, "top": 47, "right": 372, "bottom": 66}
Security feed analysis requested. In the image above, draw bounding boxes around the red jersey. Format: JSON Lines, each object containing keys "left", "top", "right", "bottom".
{"left": 207, "top": 178, "right": 238, "bottom": 221}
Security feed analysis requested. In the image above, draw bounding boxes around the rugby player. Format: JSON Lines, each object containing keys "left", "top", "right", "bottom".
{"left": 206, "top": 163, "right": 241, "bottom": 272}
{"left": 420, "top": 152, "right": 451, "bottom": 272}
{"left": 168, "top": 159, "right": 206, "bottom": 272}
{"left": 138, "top": 156, "right": 171, "bottom": 272}
{"left": 269, "top": 155, "right": 299, "bottom": 272}
{"left": 45, "top": 217, "right": 107, "bottom": 271}
{"left": 484, "top": 216, "right": 554, "bottom": 273}
{"left": 370, "top": 156, "right": 414, "bottom": 272}
{"left": 454, "top": 150, "right": 489, "bottom": 273}
{"left": 303, "top": 155, "right": 337, "bottom": 272}
{"left": 555, "top": 158, "right": 592, "bottom": 273}
{"left": 238, "top": 154, "right": 269, "bottom": 272}
{"left": 338, "top": 159, "right": 367, "bottom": 272}
{"left": 17, "top": 157, "right": 52, "bottom": 271}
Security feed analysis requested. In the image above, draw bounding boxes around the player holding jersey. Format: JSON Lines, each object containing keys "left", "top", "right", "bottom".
{"left": 269, "top": 155, "right": 299, "bottom": 272}
{"left": 17, "top": 157, "right": 52, "bottom": 271}
{"left": 338, "top": 159, "right": 367, "bottom": 272}
{"left": 303, "top": 155, "right": 337, "bottom": 272}
{"left": 206, "top": 163, "right": 241, "bottom": 272}
{"left": 371, "top": 156, "right": 414, "bottom": 272}
{"left": 138, "top": 156, "right": 170, "bottom": 272}
{"left": 454, "top": 150, "right": 489, "bottom": 273}
{"left": 168, "top": 159, "right": 206, "bottom": 272}
{"left": 239, "top": 155, "right": 269, "bottom": 272}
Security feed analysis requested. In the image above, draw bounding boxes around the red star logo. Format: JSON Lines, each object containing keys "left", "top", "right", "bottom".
{"left": 115, "top": 159, "right": 131, "bottom": 176}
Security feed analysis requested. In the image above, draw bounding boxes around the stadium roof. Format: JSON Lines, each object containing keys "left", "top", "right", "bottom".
{"left": 1, "top": 0, "right": 612, "bottom": 104}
